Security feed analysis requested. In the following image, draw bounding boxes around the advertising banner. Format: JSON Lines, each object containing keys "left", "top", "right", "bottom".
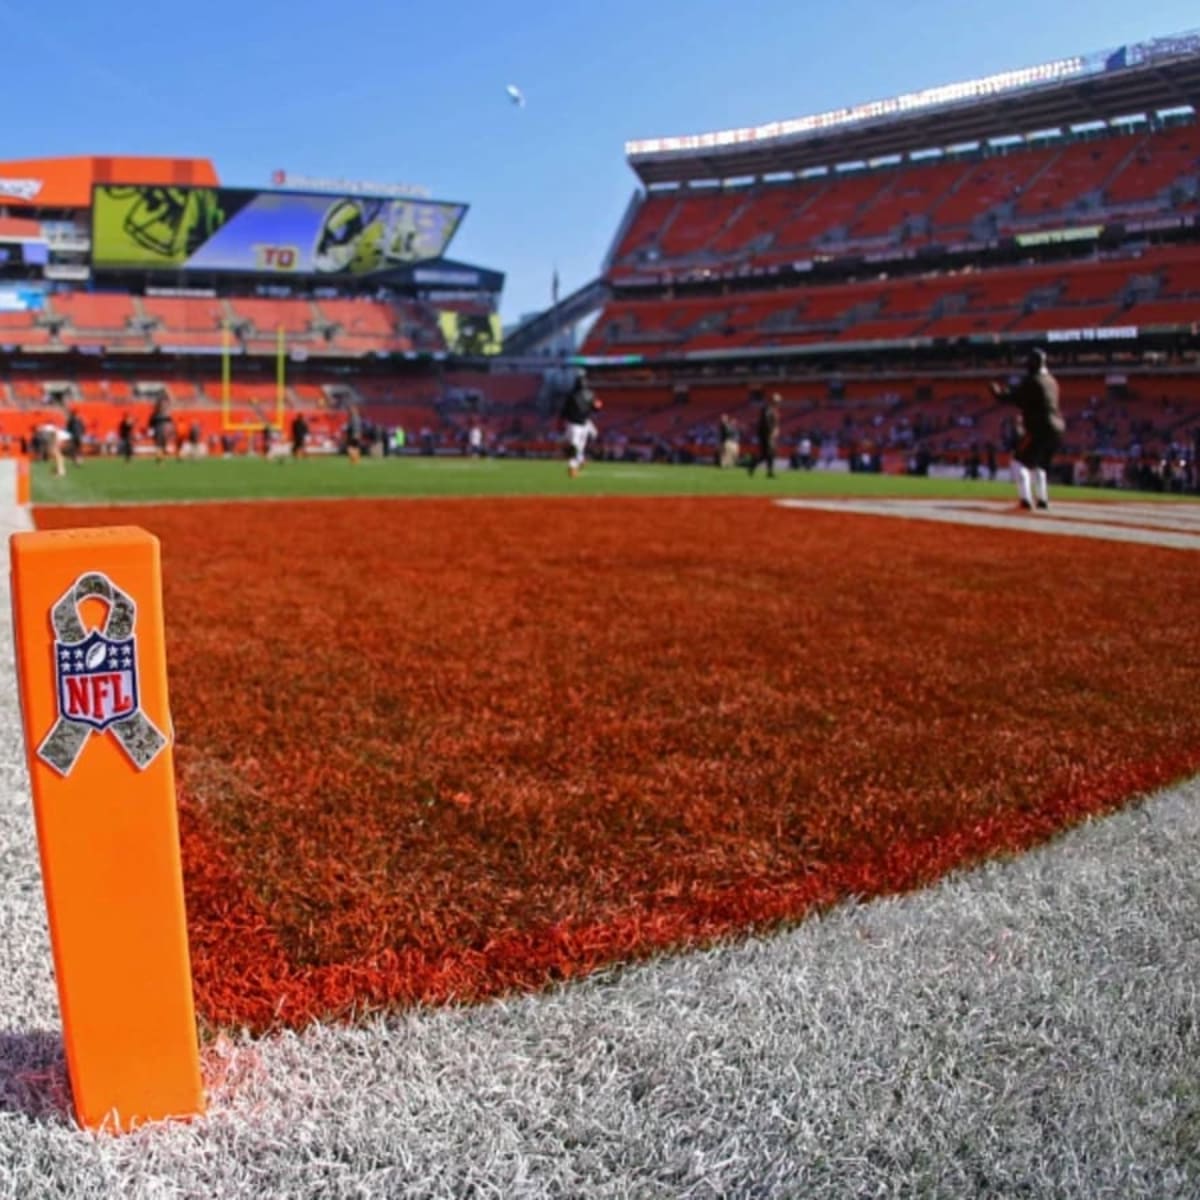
{"left": 437, "top": 311, "right": 503, "bottom": 356}
{"left": 92, "top": 185, "right": 466, "bottom": 277}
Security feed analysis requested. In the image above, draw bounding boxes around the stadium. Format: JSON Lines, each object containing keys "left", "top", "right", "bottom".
{"left": 1, "top": 20, "right": 1200, "bottom": 1198}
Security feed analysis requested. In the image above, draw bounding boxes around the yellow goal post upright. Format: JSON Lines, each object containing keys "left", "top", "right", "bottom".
{"left": 220, "top": 322, "right": 287, "bottom": 434}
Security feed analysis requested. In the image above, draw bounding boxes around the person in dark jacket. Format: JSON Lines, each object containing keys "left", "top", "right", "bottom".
{"left": 991, "top": 348, "right": 1065, "bottom": 510}
{"left": 291, "top": 413, "right": 310, "bottom": 459}
{"left": 345, "top": 406, "right": 363, "bottom": 464}
{"left": 148, "top": 395, "right": 173, "bottom": 463}
{"left": 562, "top": 373, "right": 602, "bottom": 478}
{"left": 118, "top": 412, "right": 135, "bottom": 463}
{"left": 747, "top": 393, "right": 781, "bottom": 478}
{"left": 65, "top": 408, "right": 85, "bottom": 466}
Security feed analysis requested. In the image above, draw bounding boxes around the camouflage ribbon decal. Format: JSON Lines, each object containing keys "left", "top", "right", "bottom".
{"left": 36, "top": 572, "right": 169, "bottom": 776}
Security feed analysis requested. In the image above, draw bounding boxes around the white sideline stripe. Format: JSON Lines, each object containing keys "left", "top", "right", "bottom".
{"left": 0, "top": 460, "right": 19, "bottom": 514}
{"left": 973, "top": 498, "right": 1200, "bottom": 534}
{"left": 776, "top": 497, "right": 1200, "bottom": 551}
{"left": 0, "top": 482, "right": 55, "bottom": 1043}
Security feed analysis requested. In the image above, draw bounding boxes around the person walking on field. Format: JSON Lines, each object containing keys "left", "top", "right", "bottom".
{"left": 345, "top": 405, "right": 363, "bottom": 464}
{"left": 990, "top": 348, "right": 1065, "bottom": 511}
{"left": 291, "top": 412, "right": 309, "bottom": 459}
{"left": 65, "top": 407, "right": 85, "bottom": 467}
{"left": 747, "top": 393, "right": 781, "bottom": 478}
{"left": 148, "top": 395, "right": 173, "bottom": 464}
{"left": 562, "top": 373, "right": 602, "bottom": 479}
{"left": 37, "top": 417, "right": 67, "bottom": 477}
{"left": 718, "top": 413, "right": 740, "bottom": 468}
{"left": 118, "top": 412, "right": 135, "bottom": 463}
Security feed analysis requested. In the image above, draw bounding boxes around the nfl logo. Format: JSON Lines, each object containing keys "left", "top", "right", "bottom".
{"left": 55, "top": 631, "right": 139, "bottom": 733}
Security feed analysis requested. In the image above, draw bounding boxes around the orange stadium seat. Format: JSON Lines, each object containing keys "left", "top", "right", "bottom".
{"left": 49, "top": 293, "right": 137, "bottom": 331}
{"left": 1104, "top": 127, "right": 1199, "bottom": 207}
{"left": 227, "top": 298, "right": 317, "bottom": 336}
{"left": 930, "top": 148, "right": 1060, "bottom": 230}
{"left": 140, "top": 296, "right": 226, "bottom": 329}
{"left": 613, "top": 192, "right": 681, "bottom": 264}
{"left": 851, "top": 160, "right": 973, "bottom": 239}
{"left": 610, "top": 126, "right": 1199, "bottom": 282}
{"left": 657, "top": 191, "right": 744, "bottom": 258}
{"left": 1010, "top": 138, "right": 1133, "bottom": 223}
{"left": 313, "top": 300, "right": 397, "bottom": 337}
{"left": 587, "top": 243, "right": 1197, "bottom": 356}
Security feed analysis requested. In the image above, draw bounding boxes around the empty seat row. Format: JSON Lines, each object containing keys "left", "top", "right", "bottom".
{"left": 586, "top": 246, "right": 1200, "bottom": 355}
{"left": 612, "top": 125, "right": 1200, "bottom": 274}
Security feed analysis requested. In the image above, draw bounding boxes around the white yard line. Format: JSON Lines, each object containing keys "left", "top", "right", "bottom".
{"left": 777, "top": 496, "right": 1200, "bottom": 551}
{"left": 0, "top": 461, "right": 58, "bottom": 1041}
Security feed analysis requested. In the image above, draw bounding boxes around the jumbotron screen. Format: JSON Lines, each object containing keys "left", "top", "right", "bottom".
{"left": 91, "top": 185, "right": 467, "bottom": 277}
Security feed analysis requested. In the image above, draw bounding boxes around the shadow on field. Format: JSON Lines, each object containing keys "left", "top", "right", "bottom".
{"left": 0, "top": 1030, "right": 71, "bottom": 1122}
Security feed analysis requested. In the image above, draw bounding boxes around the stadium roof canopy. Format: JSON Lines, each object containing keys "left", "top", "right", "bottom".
{"left": 626, "top": 30, "right": 1200, "bottom": 186}
{"left": 0, "top": 156, "right": 218, "bottom": 209}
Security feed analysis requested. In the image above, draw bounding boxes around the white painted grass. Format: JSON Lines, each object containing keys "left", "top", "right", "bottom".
{"left": 775, "top": 497, "right": 1200, "bottom": 551}
{"left": 1, "top": 471, "right": 1197, "bottom": 1197}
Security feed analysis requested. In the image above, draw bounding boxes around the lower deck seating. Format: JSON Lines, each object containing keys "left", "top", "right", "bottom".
{"left": 586, "top": 245, "right": 1200, "bottom": 356}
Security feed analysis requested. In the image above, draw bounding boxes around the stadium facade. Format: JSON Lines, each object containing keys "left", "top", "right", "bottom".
{"left": 0, "top": 156, "right": 528, "bottom": 456}
{"left": 532, "top": 29, "right": 1200, "bottom": 487}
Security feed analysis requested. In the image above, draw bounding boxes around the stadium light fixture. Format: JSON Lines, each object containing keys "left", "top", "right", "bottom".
{"left": 626, "top": 28, "right": 1200, "bottom": 161}
{"left": 626, "top": 55, "right": 1086, "bottom": 157}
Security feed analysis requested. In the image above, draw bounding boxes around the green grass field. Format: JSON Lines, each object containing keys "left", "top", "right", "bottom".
{"left": 29, "top": 454, "right": 1178, "bottom": 505}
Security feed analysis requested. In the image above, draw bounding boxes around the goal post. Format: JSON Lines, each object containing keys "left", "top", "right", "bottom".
{"left": 220, "top": 322, "right": 286, "bottom": 433}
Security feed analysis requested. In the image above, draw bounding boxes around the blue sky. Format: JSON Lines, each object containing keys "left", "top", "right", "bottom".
{"left": 0, "top": 0, "right": 1195, "bottom": 320}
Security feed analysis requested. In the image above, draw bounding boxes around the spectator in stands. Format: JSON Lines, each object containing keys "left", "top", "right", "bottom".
{"left": 118, "top": 412, "right": 135, "bottom": 463}
{"left": 291, "top": 413, "right": 310, "bottom": 459}
{"left": 561, "top": 373, "right": 602, "bottom": 479}
{"left": 718, "top": 414, "right": 739, "bottom": 469}
{"left": 747, "top": 393, "right": 781, "bottom": 479}
{"left": 990, "top": 348, "right": 1065, "bottom": 511}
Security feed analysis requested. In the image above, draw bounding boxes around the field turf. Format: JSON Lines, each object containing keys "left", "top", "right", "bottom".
{"left": 27, "top": 453, "right": 1179, "bottom": 505}
{"left": 33, "top": 495, "right": 1200, "bottom": 1032}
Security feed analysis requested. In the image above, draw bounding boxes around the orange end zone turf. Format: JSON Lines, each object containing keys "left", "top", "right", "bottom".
{"left": 10, "top": 527, "right": 204, "bottom": 1130}
{"left": 33, "top": 498, "right": 1200, "bottom": 1032}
